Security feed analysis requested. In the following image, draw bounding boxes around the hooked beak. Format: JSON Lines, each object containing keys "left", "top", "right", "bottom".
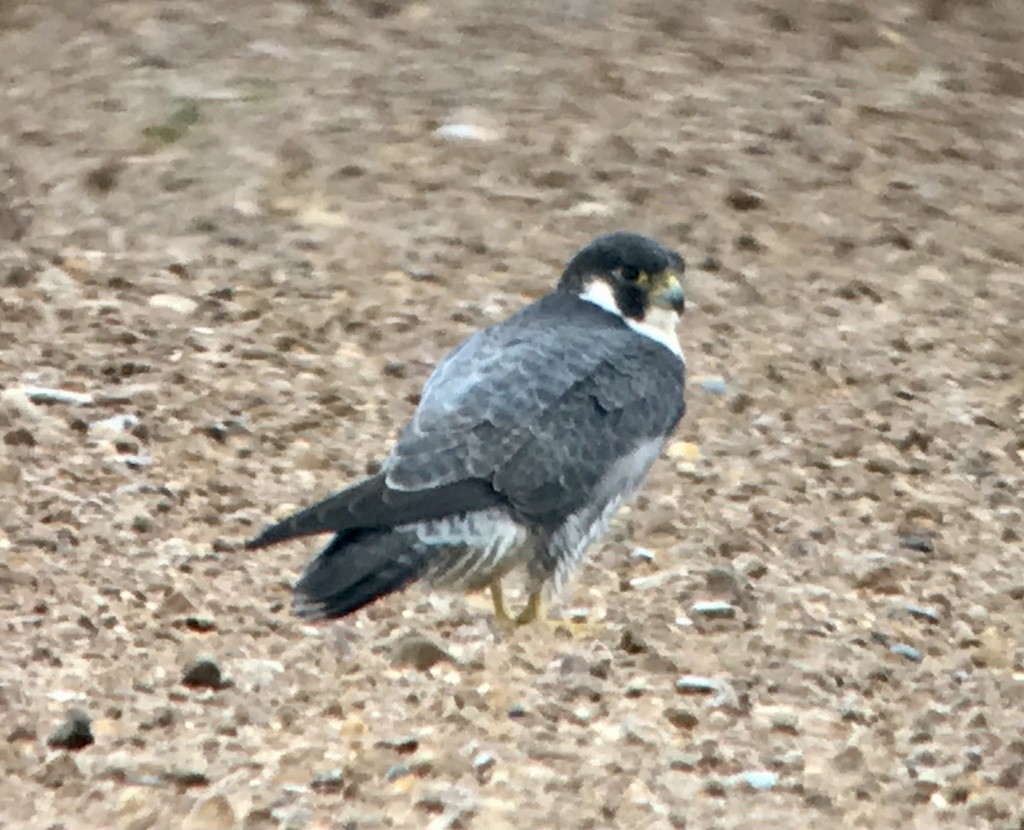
{"left": 652, "top": 273, "right": 686, "bottom": 314}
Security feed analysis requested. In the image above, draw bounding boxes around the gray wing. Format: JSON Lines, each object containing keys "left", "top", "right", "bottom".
{"left": 383, "top": 295, "right": 619, "bottom": 491}
{"left": 383, "top": 293, "right": 685, "bottom": 526}
{"left": 491, "top": 344, "right": 685, "bottom": 526}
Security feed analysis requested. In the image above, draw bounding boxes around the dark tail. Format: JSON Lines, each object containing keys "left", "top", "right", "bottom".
{"left": 245, "top": 473, "right": 502, "bottom": 550}
{"left": 246, "top": 472, "right": 506, "bottom": 620}
{"left": 290, "top": 528, "right": 430, "bottom": 620}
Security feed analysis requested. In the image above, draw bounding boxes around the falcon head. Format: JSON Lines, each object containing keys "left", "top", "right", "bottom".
{"left": 558, "top": 232, "right": 686, "bottom": 322}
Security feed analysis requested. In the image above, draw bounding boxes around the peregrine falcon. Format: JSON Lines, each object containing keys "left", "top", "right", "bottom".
{"left": 247, "top": 232, "right": 688, "bottom": 627}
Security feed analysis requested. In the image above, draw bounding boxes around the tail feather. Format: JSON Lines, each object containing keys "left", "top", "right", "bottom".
{"left": 290, "top": 528, "right": 429, "bottom": 620}
{"left": 246, "top": 473, "right": 502, "bottom": 550}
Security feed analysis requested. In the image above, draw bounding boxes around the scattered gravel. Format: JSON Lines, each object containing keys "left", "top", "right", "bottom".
{"left": 2, "top": 2, "right": 1022, "bottom": 828}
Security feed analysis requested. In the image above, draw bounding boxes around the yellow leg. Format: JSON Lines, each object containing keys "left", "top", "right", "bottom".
{"left": 492, "top": 585, "right": 603, "bottom": 636}
{"left": 490, "top": 579, "right": 516, "bottom": 629}
{"left": 515, "top": 591, "right": 544, "bottom": 626}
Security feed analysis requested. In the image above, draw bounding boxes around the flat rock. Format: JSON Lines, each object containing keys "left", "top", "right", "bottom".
{"left": 22, "top": 387, "right": 94, "bottom": 406}
{"left": 729, "top": 770, "right": 778, "bottom": 791}
{"left": 149, "top": 293, "right": 198, "bottom": 314}
{"left": 182, "top": 794, "right": 235, "bottom": 830}
{"left": 36, "top": 753, "right": 82, "bottom": 788}
{"left": 390, "top": 634, "right": 451, "bottom": 671}
{"left": 690, "top": 600, "right": 738, "bottom": 619}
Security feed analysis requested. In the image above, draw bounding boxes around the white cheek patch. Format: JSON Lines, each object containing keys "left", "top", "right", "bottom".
{"left": 579, "top": 279, "right": 683, "bottom": 359}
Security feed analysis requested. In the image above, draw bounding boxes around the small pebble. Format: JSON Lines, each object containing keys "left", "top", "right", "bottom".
{"left": 709, "top": 681, "right": 742, "bottom": 710}
{"left": 734, "top": 232, "right": 764, "bottom": 252}
{"left": 668, "top": 753, "right": 701, "bottom": 771}
{"left": 47, "top": 709, "right": 94, "bottom": 750}
{"left": 666, "top": 440, "right": 701, "bottom": 461}
{"left": 664, "top": 707, "right": 699, "bottom": 730}
{"left": 185, "top": 616, "right": 216, "bottom": 632}
{"left": 620, "top": 717, "right": 661, "bottom": 746}
{"left": 310, "top": 769, "right": 345, "bottom": 794}
{"left": 769, "top": 710, "right": 800, "bottom": 734}
{"left": 674, "top": 674, "right": 740, "bottom": 706}
{"left": 699, "top": 377, "right": 729, "bottom": 395}
{"left": 182, "top": 657, "right": 225, "bottom": 689}
{"left": 890, "top": 643, "right": 923, "bottom": 663}
{"left": 140, "top": 708, "right": 175, "bottom": 730}
{"left": 573, "top": 706, "right": 593, "bottom": 724}
{"left": 433, "top": 123, "right": 498, "bottom": 142}
{"left": 89, "top": 414, "right": 139, "bottom": 438}
{"left": 472, "top": 751, "right": 495, "bottom": 770}
{"left": 384, "top": 763, "right": 412, "bottom": 782}
{"left": 726, "top": 187, "right": 765, "bottom": 211}
{"left": 735, "top": 553, "right": 767, "bottom": 579}
{"left": 377, "top": 735, "right": 419, "bottom": 753}
{"left": 149, "top": 293, "right": 198, "bottom": 314}
{"left": 849, "top": 553, "right": 902, "bottom": 591}
{"left": 964, "top": 603, "right": 988, "bottom": 622}
{"left": 675, "top": 675, "right": 720, "bottom": 695}
{"left": 232, "top": 658, "right": 284, "bottom": 692}
{"left": 111, "top": 453, "right": 152, "bottom": 467}
{"left": 690, "top": 600, "right": 737, "bottom": 619}
{"left": 23, "top": 387, "right": 94, "bottom": 406}
{"left": 472, "top": 752, "right": 496, "bottom": 778}
{"left": 36, "top": 753, "right": 82, "bottom": 788}
{"left": 553, "top": 653, "right": 590, "bottom": 675}
{"left": 630, "top": 547, "right": 656, "bottom": 563}
{"left": 752, "top": 414, "right": 774, "bottom": 432}
{"left": 182, "top": 793, "right": 235, "bottom": 830}
{"left": 8, "top": 725, "right": 35, "bottom": 742}
{"left": 619, "top": 628, "right": 649, "bottom": 654}
{"left": 199, "top": 417, "right": 249, "bottom": 443}
{"left": 901, "top": 533, "right": 934, "bottom": 553}
{"left": 4, "top": 427, "right": 35, "bottom": 447}
{"left": 730, "top": 770, "right": 778, "bottom": 791}
{"left": 390, "top": 634, "right": 451, "bottom": 671}
{"left": 703, "top": 776, "right": 728, "bottom": 796}
{"left": 161, "top": 768, "right": 210, "bottom": 789}
{"left": 628, "top": 571, "right": 677, "bottom": 590}
{"left": 705, "top": 566, "right": 740, "bottom": 595}
{"left": 905, "top": 604, "right": 941, "bottom": 624}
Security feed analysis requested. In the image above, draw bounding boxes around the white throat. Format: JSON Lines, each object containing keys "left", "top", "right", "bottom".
{"left": 579, "top": 279, "right": 683, "bottom": 359}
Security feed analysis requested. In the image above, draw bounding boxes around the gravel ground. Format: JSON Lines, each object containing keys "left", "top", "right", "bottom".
{"left": 1, "top": 0, "right": 1023, "bottom": 828}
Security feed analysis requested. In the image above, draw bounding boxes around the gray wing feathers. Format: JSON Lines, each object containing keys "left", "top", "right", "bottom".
{"left": 384, "top": 317, "right": 621, "bottom": 491}
{"left": 382, "top": 295, "right": 684, "bottom": 526}
{"left": 493, "top": 351, "right": 683, "bottom": 524}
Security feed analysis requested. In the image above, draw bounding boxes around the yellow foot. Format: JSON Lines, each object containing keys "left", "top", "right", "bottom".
{"left": 490, "top": 586, "right": 604, "bottom": 638}
{"left": 543, "top": 613, "right": 606, "bottom": 638}
{"left": 514, "top": 591, "right": 544, "bottom": 626}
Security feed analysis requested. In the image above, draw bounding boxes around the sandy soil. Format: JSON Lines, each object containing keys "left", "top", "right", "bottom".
{"left": 1, "top": 0, "right": 1023, "bottom": 827}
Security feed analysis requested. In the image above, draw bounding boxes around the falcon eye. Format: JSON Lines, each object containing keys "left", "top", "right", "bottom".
{"left": 620, "top": 266, "right": 641, "bottom": 282}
